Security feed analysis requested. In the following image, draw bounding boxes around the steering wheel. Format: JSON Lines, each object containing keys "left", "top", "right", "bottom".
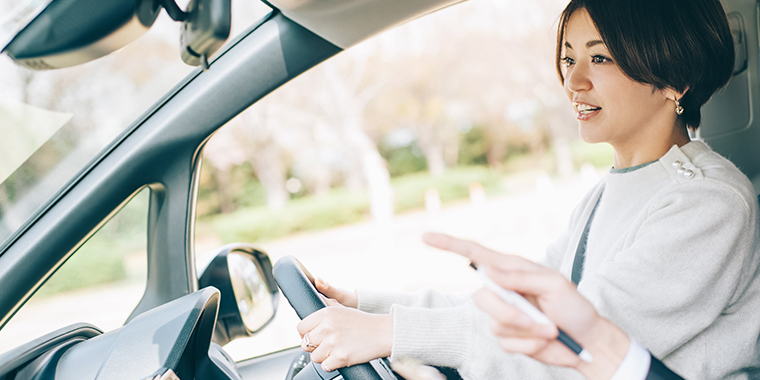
{"left": 272, "top": 256, "right": 397, "bottom": 380}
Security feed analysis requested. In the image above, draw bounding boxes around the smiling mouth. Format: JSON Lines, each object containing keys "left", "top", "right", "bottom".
{"left": 574, "top": 102, "right": 602, "bottom": 114}
{"left": 573, "top": 102, "right": 602, "bottom": 120}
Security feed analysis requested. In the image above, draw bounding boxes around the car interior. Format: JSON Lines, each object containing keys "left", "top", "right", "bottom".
{"left": 0, "top": 0, "right": 757, "bottom": 379}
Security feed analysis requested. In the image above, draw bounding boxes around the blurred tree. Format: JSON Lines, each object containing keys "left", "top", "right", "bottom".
{"left": 319, "top": 57, "right": 395, "bottom": 223}
{"left": 363, "top": 0, "right": 575, "bottom": 176}
{"left": 368, "top": 23, "right": 463, "bottom": 177}
{"left": 202, "top": 0, "right": 577, "bottom": 221}
{"left": 255, "top": 49, "right": 398, "bottom": 223}
{"left": 379, "top": 143, "right": 428, "bottom": 177}
{"left": 203, "top": 127, "right": 248, "bottom": 213}
{"left": 457, "top": 126, "right": 489, "bottom": 166}
{"left": 258, "top": 94, "right": 341, "bottom": 198}
{"left": 205, "top": 104, "right": 291, "bottom": 212}
{"left": 236, "top": 107, "right": 291, "bottom": 211}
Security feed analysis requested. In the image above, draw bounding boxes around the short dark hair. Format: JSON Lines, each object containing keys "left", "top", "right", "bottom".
{"left": 556, "top": 0, "right": 735, "bottom": 129}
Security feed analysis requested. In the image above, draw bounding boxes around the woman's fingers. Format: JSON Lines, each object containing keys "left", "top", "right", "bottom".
{"left": 315, "top": 277, "right": 358, "bottom": 308}
{"left": 323, "top": 297, "right": 344, "bottom": 307}
{"left": 320, "top": 351, "right": 349, "bottom": 373}
{"left": 495, "top": 337, "right": 583, "bottom": 370}
{"left": 496, "top": 336, "right": 581, "bottom": 367}
{"left": 496, "top": 336, "right": 553, "bottom": 356}
{"left": 422, "top": 232, "right": 541, "bottom": 273}
{"left": 309, "top": 339, "right": 331, "bottom": 365}
{"left": 423, "top": 233, "right": 572, "bottom": 302}
{"left": 390, "top": 358, "right": 446, "bottom": 380}
{"left": 488, "top": 318, "right": 557, "bottom": 339}
{"left": 297, "top": 309, "right": 325, "bottom": 336}
{"left": 309, "top": 334, "right": 349, "bottom": 373}
{"left": 301, "top": 329, "right": 320, "bottom": 352}
{"left": 422, "top": 232, "right": 486, "bottom": 260}
{"left": 473, "top": 288, "right": 557, "bottom": 339}
{"left": 474, "top": 288, "right": 533, "bottom": 328}
{"left": 483, "top": 269, "right": 573, "bottom": 299}
{"left": 314, "top": 276, "right": 333, "bottom": 296}
{"left": 315, "top": 277, "right": 341, "bottom": 300}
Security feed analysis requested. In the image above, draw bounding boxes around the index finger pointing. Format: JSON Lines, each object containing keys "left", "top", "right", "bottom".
{"left": 422, "top": 232, "right": 489, "bottom": 261}
{"left": 423, "top": 232, "right": 539, "bottom": 273}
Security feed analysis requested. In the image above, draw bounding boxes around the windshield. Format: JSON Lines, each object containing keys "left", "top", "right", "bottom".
{"left": 0, "top": 0, "right": 50, "bottom": 50}
{"left": 0, "top": 0, "right": 272, "bottom": 248}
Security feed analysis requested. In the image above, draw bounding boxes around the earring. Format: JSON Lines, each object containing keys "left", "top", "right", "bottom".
{"left": 675, "top": 99, "right": 684, "bottom": 115}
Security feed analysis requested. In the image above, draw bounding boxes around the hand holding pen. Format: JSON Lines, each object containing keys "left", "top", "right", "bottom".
{"left": 474, "top": 264, "right": 593, "bottom": 362}
{"left": 422, "top": 232, "right": 631, "bottom": 380}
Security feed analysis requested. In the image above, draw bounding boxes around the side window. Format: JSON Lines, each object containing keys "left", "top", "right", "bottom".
{"left": 0, "top": 189, "right": 149, "bottom": 355}
{"left": 194, "top": 0, "right": 608, "bottom": 361}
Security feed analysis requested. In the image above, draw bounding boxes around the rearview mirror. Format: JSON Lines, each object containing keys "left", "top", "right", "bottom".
{"left": 3, "top": 0, "right": 161, "bottom": 70}
{"left": 2, "top": 0, "right": 232, "bottom": 71}
{"left": 198, "top": 243, "right": 279, "bottom": 346}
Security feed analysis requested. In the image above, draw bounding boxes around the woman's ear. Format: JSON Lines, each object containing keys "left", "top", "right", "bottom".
{"left": 664, "top": 87, "right": 689, "bottom": 102}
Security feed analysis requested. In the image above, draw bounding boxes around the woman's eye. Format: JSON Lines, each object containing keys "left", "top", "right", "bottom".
{"left": 560, "top": 57, "right": 575, "bottom": 67}
{"left": 591, "top": 55, "right": 612, "bottom": 64}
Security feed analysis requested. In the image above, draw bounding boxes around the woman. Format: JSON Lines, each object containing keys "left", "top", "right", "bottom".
{"left": 296, "top": 0, "right": 760, "bottom": 378}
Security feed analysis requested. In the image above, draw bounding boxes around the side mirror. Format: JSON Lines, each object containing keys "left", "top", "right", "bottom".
{"left": 198, "top": 243, "right": 279, "bottom": 346}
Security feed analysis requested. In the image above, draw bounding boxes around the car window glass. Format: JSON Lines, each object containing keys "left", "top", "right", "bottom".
{"left": 0, "top": 0, "right": 272, "bottom": 250}
{"left": 0, "top": 0, "right": 52, "bottom": 49}
{"left": 0, "top": 189, "right": 149, "bottom": 355}
{"left": 194, "top": 0, "right": 603, "bottom": 361}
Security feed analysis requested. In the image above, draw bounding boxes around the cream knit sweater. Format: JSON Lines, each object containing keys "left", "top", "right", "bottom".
{"left": 357, "top": 141, "right": 760, "bottom": 379}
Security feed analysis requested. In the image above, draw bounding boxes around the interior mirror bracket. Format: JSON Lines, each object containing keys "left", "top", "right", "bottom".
{"left": 160, "top": 0, "right": 189, "bottom": 22}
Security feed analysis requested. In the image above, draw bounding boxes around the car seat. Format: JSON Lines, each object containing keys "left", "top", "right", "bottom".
{"left": 701, "top": 0, "right": 760, "bottom": 199}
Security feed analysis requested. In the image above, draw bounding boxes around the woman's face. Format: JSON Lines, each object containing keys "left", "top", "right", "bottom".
{"left": 561, "top": 9, "right": 677, "bottom": 148}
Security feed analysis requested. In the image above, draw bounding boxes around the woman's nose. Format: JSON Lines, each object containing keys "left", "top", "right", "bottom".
{"left": 565, "top": 64, "right": 592, "bottom": 93}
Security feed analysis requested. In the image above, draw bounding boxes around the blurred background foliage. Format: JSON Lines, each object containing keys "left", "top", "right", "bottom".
{"left": 34, "top": 190, "right": 150, "bottom": 298}
{"left": 192, "top": 0, "right": 612, "bottom": 248}
{"left": 1, "top": 0, "right": 618, "bottom": 297}
{"left": 201, "top": 166, "right": 503, "bottom": 244}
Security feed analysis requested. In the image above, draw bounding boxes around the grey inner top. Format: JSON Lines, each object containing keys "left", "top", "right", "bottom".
{"left": 610, "top": 159, "right": 659, "bottom": 174}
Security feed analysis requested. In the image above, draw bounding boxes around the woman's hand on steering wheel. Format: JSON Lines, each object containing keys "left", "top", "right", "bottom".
{"left": 315, "top": 277, "right": 358, "bottom": 308}
{"left": 297, "top": 307, "right": 393, "bottom": 372}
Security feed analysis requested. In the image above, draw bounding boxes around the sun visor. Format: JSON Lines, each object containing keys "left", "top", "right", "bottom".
{"left": 267, "top": 0, "right": 466, "bottom": 49}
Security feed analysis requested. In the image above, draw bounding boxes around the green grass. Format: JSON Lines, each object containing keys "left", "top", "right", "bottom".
{"left": 209, "top": 189, "right": 370, "bottom": 243}
{"left": 391, "top": 166, "right": 502, "bottom": 212}
{"left": 31, "top": 191, "right": 149, "bottom": 298}
{"left": 34, "top": 237, "right": 131, "bottom": 298}
{"left": 203, "top": 166, "right": 504, "bottom": 244}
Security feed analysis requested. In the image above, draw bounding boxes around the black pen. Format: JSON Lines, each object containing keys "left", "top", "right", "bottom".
{"left": 471, "top": 262, "right": 593, "bottom": 362}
